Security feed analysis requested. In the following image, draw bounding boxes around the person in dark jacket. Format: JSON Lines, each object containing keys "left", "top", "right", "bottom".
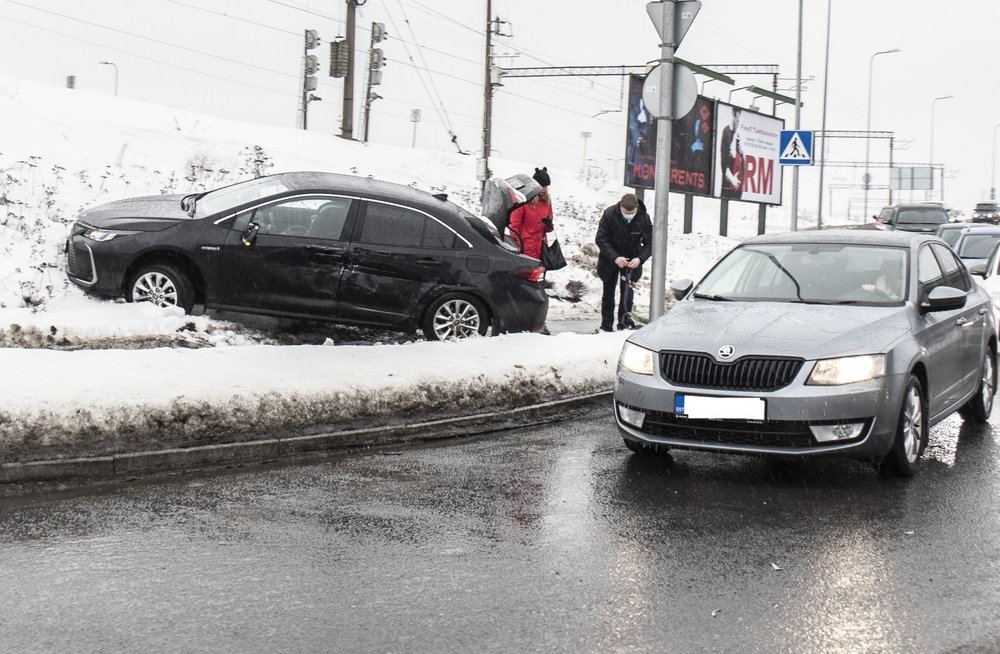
{"left": 595, "top": 193, "right": 653, "bottom": 332}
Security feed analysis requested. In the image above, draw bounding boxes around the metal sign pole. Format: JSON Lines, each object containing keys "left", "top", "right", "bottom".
{"left": 649, "top": 1, "right": 676, "bottom": 321}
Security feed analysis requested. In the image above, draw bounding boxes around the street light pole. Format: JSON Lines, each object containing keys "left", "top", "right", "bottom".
{"left": 930, "top": 94, "right": 954, "bottom": 201}
{"left": 864, "top": 48, "right": 899, "bottom": 220}
{"left": 98, "top": 60, "right": 118, "bottom": 96}
{"left": 992, "top": 123, "right": 1000, "bottom": 202}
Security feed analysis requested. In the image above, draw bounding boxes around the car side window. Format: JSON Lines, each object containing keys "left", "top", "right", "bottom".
{"left": 357, "top": 201, "right": 456, "bottom": 249}
{"left": 231, "top": 197, "right": 352, "bottom": 240}
{"left": 930, "top": 243, "right": 970, "bottom": 292}
{"left": 917, "top": 245, "right": 944, "bottom": 303}
{"left": 309, "top": 199, "right": 352, "bottom": 240}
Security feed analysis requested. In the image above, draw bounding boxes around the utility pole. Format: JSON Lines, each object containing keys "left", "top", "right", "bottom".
{"left": 360, "top": 21, "right": 387, "bottom": 142}
{"left": 479, "top": 0, "right": 494, "bottom": 197}
{"left": 340, "top": 0, "right": 364, "bottom": 140}
{"left": 299, "top": 29, "right": 320, "bottom": 130}
{"left": 790, "top": 0, "right": 803, "bottom": 230}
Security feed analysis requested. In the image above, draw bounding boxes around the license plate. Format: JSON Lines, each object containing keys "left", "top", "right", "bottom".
{"left": 674, "top": 394, "right": 765, "bottom": 420}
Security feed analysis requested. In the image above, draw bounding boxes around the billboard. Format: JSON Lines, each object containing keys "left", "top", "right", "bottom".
{"left": 624, "top": 75, "right": 716, "bottom": 195}
{"left": 670, "top": 95, "right": 715, "bottom": 196}
{"left": 891, "top": 166, "right": 934, "bottom": 191}
{"left": 712, "top": 102, "right": 784, "bottom": 205}
{"left": 624, "top": 74, "right": 657, "bottom": 189}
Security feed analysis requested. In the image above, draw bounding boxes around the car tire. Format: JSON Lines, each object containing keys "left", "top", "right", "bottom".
{"left": 126, "top": 264, "right": 195, "bottom": 313}
{"left": 877, "top": 375, "right": 927, "bottom": 477}
{"left": 959, "top": 347, "right": 996, "bottom": 424}
{"left": 422, "top": 293, "right": 490, "bottom": 341}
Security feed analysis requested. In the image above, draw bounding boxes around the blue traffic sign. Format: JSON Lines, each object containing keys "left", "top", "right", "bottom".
{"left": 779, "top": 130, "right": 813, "bottom": 166}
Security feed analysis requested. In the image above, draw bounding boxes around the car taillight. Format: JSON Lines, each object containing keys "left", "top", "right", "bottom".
{"left": 513, "top": 266, "right": 546, "bottom": 283}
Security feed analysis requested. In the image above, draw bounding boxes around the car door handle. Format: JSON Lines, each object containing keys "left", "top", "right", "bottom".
{"left": 979, "top": 308, "right": 989, "bottom": 315}
{"left": 417, "top": 257, "right": 440, "bottom": 265}
{"left": 956, "top": 317, "right": 972, "bottom": 326}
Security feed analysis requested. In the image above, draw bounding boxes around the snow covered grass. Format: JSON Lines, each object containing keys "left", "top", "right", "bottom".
{"left": 0, "top": 332, "right": 628, "bottom": 462}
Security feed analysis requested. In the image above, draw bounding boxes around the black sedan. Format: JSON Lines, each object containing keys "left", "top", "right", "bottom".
{"left": 66, "top": 172, "right": 548, "bottom": 340}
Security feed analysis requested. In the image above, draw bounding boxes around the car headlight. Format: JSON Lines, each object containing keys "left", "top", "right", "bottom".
{"left": 807, "top": 354, "right": 886, "bottom": 385}
{"left": 619, "top": 341, "right": 655, "bottom": 376}
{"left": 83, "top": 228, "right": 121, "bottom": 242}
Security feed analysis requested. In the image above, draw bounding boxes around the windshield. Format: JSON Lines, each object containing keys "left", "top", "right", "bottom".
{"left": 897, "top": 208, "right": 948, "bottom": 225}
{"left": 694, "top": 243, "right": 908, "bottom": 305}
{"left": 195, "top": 177, "right": 293, "bottom": 217}
{"left": 957, "top": 234, "right": 1000, "bottom": 260}
{"left": 938, "top": 228, "right": 962, "bottom": 247}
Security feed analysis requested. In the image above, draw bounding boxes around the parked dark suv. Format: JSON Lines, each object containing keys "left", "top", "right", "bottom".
{"left": 873, "top": 203, "right": 950, "bottom": 233}
{"left": 972, "top": 202, "right": 1000, "bottom": 224}
{"left": 66, "top": 172, "right": 549, "bottom": 340}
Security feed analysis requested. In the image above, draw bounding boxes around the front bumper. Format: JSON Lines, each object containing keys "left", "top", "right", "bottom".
{"left": 614, "top": 365, "right": 905, "bottom": 459}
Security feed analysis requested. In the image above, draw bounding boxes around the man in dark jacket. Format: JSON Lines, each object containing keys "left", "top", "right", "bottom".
{"left": 595, "top": 193, "right": 653, "bottom": 332}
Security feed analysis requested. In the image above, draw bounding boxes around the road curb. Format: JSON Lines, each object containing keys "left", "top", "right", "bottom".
{"left": 0, "top": 391, "right": 613, "bottom": 485}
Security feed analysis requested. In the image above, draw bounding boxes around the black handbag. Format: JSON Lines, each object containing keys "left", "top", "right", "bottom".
{"left": 541, "top": 234, "right": 567, "bottom": 270}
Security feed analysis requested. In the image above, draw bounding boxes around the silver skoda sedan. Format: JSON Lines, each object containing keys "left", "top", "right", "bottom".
{"left": 614, "top": 229, "right": 997, "bottom": 476}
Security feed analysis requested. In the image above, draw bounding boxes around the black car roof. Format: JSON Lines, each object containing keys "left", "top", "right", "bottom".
{"left": 272, "top": 171, "right": 456, "bottom": 215}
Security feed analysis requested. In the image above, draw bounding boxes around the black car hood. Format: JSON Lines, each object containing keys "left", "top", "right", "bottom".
{"left": 77, "top": 194, "right": 190, "bottom": 231}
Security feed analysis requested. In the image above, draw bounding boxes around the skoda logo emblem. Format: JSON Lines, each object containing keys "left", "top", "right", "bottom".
{"left": 718, "top": 345, "right": 735, "bottom": 360}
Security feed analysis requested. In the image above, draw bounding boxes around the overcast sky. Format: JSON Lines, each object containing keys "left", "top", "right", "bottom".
{"left": 2, "top": 0, "right": 998, "bottom": 219}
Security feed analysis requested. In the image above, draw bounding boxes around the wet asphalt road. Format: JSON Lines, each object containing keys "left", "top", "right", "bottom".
{"left": 2, "top": 406, "right": 1000, "bottom": 653}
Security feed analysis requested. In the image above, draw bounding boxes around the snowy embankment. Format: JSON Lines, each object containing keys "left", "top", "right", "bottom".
{"left": 0, "top": 330, "right": 629, "bottom": 463}
{"left": 0, "top": 76, "right": 745, "bottom": 468}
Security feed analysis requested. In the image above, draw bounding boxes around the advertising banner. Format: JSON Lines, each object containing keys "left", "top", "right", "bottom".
{"left": 623, "top": 75, "right": 715, "bottom": 195}
{"left": 712, "top": 102, "right": 784, "bottom": 205}
{"left": 624, "top": 74, "right": 657, "bottom": 189}
{"left": 670, "top": 95, "right": 715, "bottom": 196}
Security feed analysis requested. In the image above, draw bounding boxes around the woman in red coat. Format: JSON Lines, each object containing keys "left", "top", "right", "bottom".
{"left": 509, "top": 167, "right": 554, "bottom": 261}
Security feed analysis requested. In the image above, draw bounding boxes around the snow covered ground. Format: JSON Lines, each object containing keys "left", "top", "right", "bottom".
{"left": 0, "top": 76, "right": 770, "bottom": 463}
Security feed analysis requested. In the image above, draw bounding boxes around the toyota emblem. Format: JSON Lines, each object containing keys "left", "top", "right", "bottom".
{"left": 718, "top": 345, "right": 735, "bottom": 360}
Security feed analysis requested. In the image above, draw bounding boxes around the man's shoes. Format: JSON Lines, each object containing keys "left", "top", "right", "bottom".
{"left": 617, "top": 315, "right": 638, "bottom": 331}
{"left": 595, "top": 326, "right": 614, "bottom": 333}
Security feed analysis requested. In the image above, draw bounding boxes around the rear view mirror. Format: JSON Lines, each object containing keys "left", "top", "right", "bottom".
{"left": 970, "top": 263, "right": 988, "bottom": 277}
{"left": 922, "top": 285, "right": 966, "bottom": 312}
{"left": 670, "top": 279, "right": 693, "bottom": 301}
{"left": 241, "top": 222, "right": 260, "bottom": 247}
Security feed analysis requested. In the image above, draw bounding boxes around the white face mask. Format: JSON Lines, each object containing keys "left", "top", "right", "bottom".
{"left": 621, "top": 210, "right": 637, "bottom": 221}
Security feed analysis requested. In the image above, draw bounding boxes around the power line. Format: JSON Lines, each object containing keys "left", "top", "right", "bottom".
{"left": 161, "top": 0, "right": 303, "bottom": 37}
{"left": 2, "top": 0, "right": 295, "bottom": 79}
{"left": 0, "top": 12, "right": 293, "bottom": 97}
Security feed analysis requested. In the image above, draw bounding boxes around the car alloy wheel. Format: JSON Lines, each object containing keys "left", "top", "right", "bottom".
{"left": 900, "top": 384, "right": 923, "bottom": 464}
{"left": 960, "top": 348, "right": 996, "bottom": 423}
{"left": 126, "top": 263, "right": 195, "bottom": 313}
{"left": 133, "top": 272, "right": 178, "bottom": 307}
{"left": 424, "top": 292, "right": 489, "bottom": 341}
{"left": 981, "top": 353, "right": 995, "bottom": 416}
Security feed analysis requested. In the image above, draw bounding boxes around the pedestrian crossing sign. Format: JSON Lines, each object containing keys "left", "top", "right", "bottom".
{"left": 779, "top": 130, "right": 813, "bottom": 165}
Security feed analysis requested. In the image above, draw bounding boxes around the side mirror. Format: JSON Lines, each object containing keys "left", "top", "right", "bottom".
{"left": 241, "top": 222, "right": 260, "bottom": 247}
{"left": 872, "top": 215, "right": 879, "bottom": 222}
{"left": 922, "top": 285, "right": 967, "bottom": 312}
{"left": 970, "top": 263, "right": 988, "bottom": 278}
{"left": 670, "top": 278, "right": 694, "bottom": 301}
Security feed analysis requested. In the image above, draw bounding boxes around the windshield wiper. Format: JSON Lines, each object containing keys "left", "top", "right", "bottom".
{"left": 692, "top": 292, "right": 733, "bottom": 301}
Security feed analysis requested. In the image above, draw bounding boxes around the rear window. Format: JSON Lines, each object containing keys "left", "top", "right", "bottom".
{"left": 957, "top": 234, "right": 1000, "bottom": 260}
{"left": 897, "top": 207, "right": 948, "bottom": 225}
{"left": 975, "top": 203, "right": 998, "bottom": 212}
